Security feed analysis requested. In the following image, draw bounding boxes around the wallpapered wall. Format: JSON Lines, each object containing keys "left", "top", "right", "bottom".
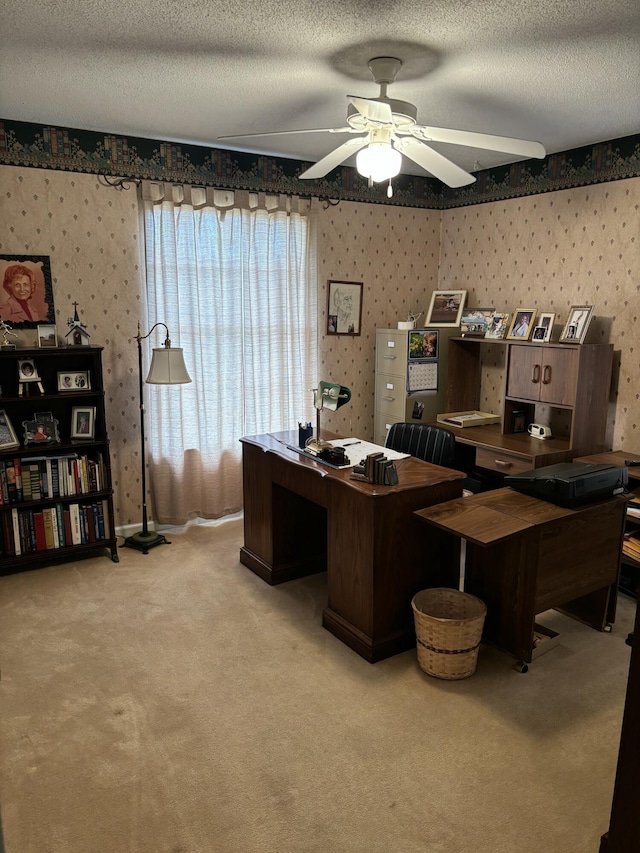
{"left": 1, "top": 164, "right": 638, "bottom": 529}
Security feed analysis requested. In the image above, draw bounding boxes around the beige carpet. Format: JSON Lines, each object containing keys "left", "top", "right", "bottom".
{"left": 0, "top": 518, "right": 635, "bottom": 853}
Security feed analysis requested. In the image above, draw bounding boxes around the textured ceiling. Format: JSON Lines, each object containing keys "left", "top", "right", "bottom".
{"left": 1, "top": 0, "right": 639, "bottom": 179}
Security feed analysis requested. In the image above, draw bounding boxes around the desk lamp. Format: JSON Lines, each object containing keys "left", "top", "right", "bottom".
{"left": 124, "top": 322, "right": 191, "bottom": 554}
{"left": 306, "top": 381, "right": 351, "bottom": 455}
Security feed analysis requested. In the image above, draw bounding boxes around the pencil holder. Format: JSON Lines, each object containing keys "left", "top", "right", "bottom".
{"left": 298, "top": 424, "right": 313, "bottom": 448}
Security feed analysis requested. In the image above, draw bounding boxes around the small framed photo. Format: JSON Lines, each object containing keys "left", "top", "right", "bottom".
{"left": 506, "top": 309, "right": 537, "bottom": 340}
{"left": 425, "top": 290, "right": 467, "bottom": 327}
{"left": 57, "top": 370, "right": 91, "bottom": 391}
{"left": 531, "top": 312, "right": 555, "bottom": 343}
{"left": 559, "top": 305, "right": 594, "bottom": 344}
{"left": 327, "top": 280, "right": 363, "bottom": 335}
{"left": 484, "top": 312, "right": 510, "bottom": 340}
{"left": 37, "top": 324, "right": 57, "bottom": 348}
{"left": 71, "top": 406, "right": 96, "bottom": 439}
{"left": 0, "top": 409, "right": 20, "bottom": 450}
{"left": 409, "top": 329, "right": 439, "bottom": 359}
{"left": 32, "top": 412, "right": 61, "bottom": 443}
{"left": 460, "top": 308, "right": 494, "bottom": 337}
{"left": 22, "top": 417, "right": 59, "bottom": 445}
{"left": 18, "top": 359, "right": 40, "bottom": 382}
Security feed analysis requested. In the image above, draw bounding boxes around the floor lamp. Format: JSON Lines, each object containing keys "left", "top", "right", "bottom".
{"left": 123, "top": 322, "right": 191, "bottom": 554}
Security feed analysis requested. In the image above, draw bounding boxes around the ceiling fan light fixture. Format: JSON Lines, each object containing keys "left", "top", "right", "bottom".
{"left": 356, "top": 142, "right": 402, "bottom": 183}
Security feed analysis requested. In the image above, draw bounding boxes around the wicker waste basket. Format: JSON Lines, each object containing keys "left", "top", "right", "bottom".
{"left": 411, "top": 588, "right": 487, "bottom": 680}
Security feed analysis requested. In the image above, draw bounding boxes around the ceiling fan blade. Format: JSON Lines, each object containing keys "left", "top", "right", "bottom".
{"left": 412, "top": 126, "right": 546, "bottom": 159}
{"left": 394, "top": 139, "right": 475, "bottom": 188}
{"left": 299, "top": 136, "right": 370, "bottom": 179}
{"left": 218, "top": 126, "right": 352, "bottom": 141}
{"left": 347, "top": 96, "right": 393, "bottom": 125}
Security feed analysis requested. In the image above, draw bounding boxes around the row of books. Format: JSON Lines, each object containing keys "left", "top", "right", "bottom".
{"left": 0, "top": 500, "right": 111, "bottom": 558}
{"left": 0, "top": 453, "right": 106, "bottom": 505}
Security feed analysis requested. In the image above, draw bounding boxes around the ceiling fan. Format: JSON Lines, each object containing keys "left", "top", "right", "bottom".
{"left": 219, "top": 56, "right": 546, "bottom": 195}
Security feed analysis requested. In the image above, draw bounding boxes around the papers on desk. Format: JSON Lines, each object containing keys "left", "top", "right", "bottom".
{"left": 329, "top": 438, "right": 409, "bottom": 462}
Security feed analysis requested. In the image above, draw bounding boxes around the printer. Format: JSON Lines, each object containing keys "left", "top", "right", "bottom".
{"left": 505, "top": 462, "right": 628, "bottom": 508}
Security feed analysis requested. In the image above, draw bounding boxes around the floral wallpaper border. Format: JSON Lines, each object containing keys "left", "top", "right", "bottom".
{"left": 0, "top": 119, "right": 638, "bottom": 210}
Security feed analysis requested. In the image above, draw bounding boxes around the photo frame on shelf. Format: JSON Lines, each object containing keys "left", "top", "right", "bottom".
{"left": 326, "top": 280, "right": 363, "bottom": 336}
{"left": 424, "top": 290, "right": 467, "bottom": 327}
{"left": 484, "top": 312, "right": 510, "bottom": 340}
{"left": 559, "top": 305, "right": 594, "bottom": 344}
{"left": 531, "top": 312, "right": 555, "bottom": 342}
{"left": 460, "top": 308, "right": 493, "bottom": 337}
{"left": 70, "top": 406, "right": 96, "bottom": 439}
{"left": 0, "top": 254, "right": 55, "bottom": 329}
{"left": 22, "top": 416, "right": 59, "bottom": 445}
{"left": 32, "top": 411, "right": 61, "bottom": 443}
{"left": 57, "top": 370, "right": 91, "bottom": 391}
{"left": 37, "top": 324, "right": 57, "bottom": 348}
{"left": 17, "top": 359, "right": 40, "bottom": 382}
{"left": 506, "top": 309, "right": 537, "bottom": 340}
{"left": 0, "top": 409, "right": 20, "bottom": 450}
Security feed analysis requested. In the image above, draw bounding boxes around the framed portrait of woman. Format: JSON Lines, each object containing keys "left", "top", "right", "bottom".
{"left": 0, "top": 255, "right": 55, "bottom": 329}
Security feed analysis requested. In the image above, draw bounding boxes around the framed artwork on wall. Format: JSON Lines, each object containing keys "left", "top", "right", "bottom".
{"left": 0, "top": 255, "right": 55, "bottom": 329}
{"left": 327, "top": 280, "right": 363, "bottom": 336}
{"left": 425, "top": 290, "right": 467, "bottom": 327}
{"left": 559, "top": 305, "right": 594, "bottom": 344}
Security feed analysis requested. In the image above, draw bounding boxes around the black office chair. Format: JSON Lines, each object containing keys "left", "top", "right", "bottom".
{"left": 384, "top": 422, "right": 457, "bottom": 468}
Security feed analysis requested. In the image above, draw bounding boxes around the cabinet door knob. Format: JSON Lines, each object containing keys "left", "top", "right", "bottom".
{"left": 382, "top": 395, "right": 395, "bottom": 402}
{"left": 495, "top": 459, "right": 512, "bottom": 468}
{"left": 532, "top": 364, "right": 541, "bottom": 383}
{"left": 383, "top": 354, "right": 396, "bottom": 360}
{"left": 542, "top": 365, "right": 551, "bottom": 384}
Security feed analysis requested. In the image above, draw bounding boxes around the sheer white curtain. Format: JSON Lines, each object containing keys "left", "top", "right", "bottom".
{"left": 140, "top": 183, "right": 318, "bottom": 524}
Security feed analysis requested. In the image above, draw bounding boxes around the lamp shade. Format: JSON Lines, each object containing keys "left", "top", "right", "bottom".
{"left": 356, "top": 142, "right": 402, "bottom": 183}
{"left": 145, "top": 347, "right": 191, "bottom": 384}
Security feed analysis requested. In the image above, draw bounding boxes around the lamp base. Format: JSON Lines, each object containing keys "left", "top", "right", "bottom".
{"left": 123, "top": 529, "right": 171, "bottom": 555}
{"left": 305, "top": 437, "right": 333, "bottom": 456}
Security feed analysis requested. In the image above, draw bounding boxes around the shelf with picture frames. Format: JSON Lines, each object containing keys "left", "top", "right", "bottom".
{"left": 442, "top": 335, "right": 614, "bottom": 475}
{"left": 0, "top": 345, "right": 118, "bottom": 573}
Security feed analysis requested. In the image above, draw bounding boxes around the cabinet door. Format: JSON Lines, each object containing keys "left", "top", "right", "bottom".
{"left": 507, "top": 345, "right": 543, "bottom": 400}
{"left": 539, "top": 347, "right": 578, "bottom": 405}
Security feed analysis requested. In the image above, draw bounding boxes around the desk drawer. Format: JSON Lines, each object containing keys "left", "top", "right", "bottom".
{"left": 476, "top": 447, "right": 532, "bottom": 475}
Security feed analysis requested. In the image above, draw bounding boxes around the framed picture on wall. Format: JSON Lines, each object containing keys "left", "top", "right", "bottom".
{"left": 424, "top": 290, "right": 467, "bottom": 327}
{"left": 326, "top": 280, "right": 363, "bottom": 336}
{"left": 559, "top": 305, "right": 594, "bottom": 344}
{"left": 0, "top": 255, "right": 55, "bottom": 329}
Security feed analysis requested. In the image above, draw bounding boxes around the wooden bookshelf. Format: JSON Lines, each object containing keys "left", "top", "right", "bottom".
{"left": 0, "top": 345, "right": 118, "bottom": 573}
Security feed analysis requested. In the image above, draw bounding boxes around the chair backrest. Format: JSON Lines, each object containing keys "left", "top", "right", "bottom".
{"left": 385, "top": 423, "right": 457, "bottom": 468}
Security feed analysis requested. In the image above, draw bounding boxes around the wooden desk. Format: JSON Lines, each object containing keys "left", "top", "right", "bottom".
{"left": 240, "top": 430, "right": 465, "bottom": 662}
{"left": 415, "top": 488, "right": 627, "bottom": 667}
